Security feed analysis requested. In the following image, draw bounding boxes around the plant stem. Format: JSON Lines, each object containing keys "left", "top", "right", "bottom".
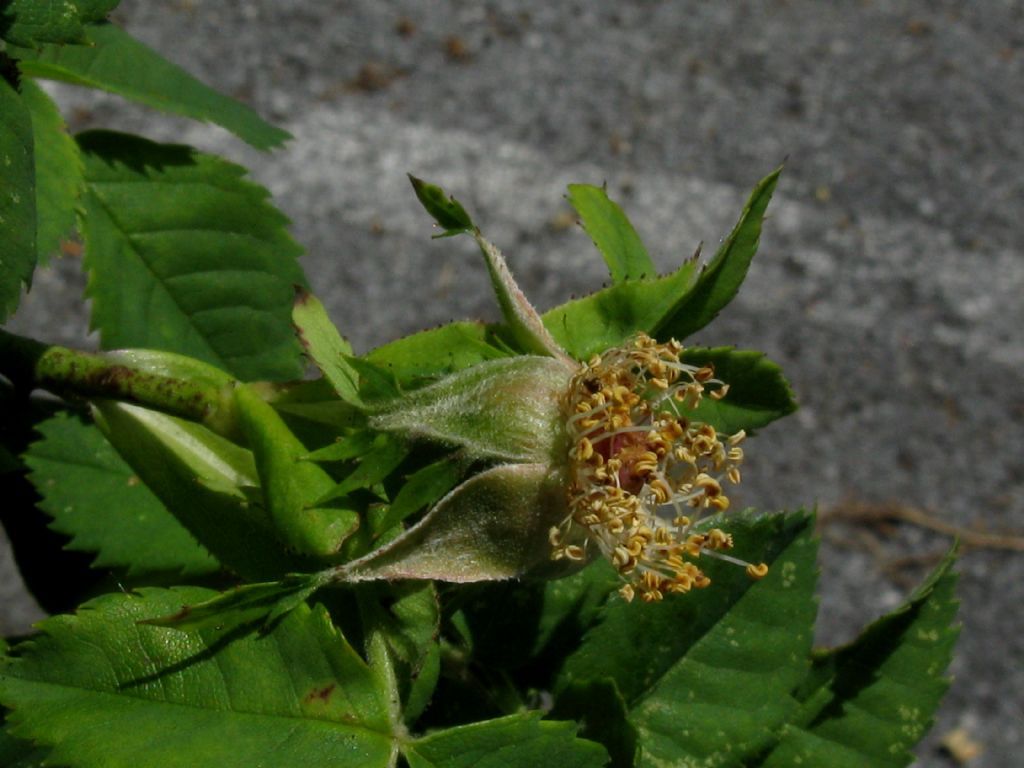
{"left": 0, "top": 329, "right": 238, "bottom": 436}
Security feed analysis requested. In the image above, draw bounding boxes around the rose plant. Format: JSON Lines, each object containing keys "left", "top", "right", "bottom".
{"left": 0, "top": 4, "right": 959, "bottom": 766}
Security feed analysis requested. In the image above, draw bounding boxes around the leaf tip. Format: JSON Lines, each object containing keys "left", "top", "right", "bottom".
{"left": 407, "top": 174, "right": 474, "bottom": 235}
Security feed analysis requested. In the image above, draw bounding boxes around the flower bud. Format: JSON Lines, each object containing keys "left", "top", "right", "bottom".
{"left": 368, "top": 355, "right": 574, "bottom": 464}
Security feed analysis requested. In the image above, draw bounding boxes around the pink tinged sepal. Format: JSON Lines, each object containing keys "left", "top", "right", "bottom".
{"left": 332, "top": 463, "right": 570, "bottom": 583}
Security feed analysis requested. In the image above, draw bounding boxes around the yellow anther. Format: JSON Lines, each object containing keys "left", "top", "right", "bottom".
{"left": 612, "top": 546, "right": 632, "bottom": 568}
{"left": 694, "top": 474, "right": 723, "bottom": 496}
{"left": 705, "top": 528, "right": 733, "bottom": 549}
{"left": 576, "top": 437, "right": 594, "bottom": 461}
{"left": 563, "top": 332, "right": 750, "bottom": 604}
{"left": 694, "top": 365, "right": 715, "bottom": 382}
{"left": 746, "top": 563, "right": 769, "bottom": 579}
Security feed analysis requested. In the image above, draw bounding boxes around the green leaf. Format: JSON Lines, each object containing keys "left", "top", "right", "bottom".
{"left": 405, "top": 712, "right": 608, "bottom": 768}
{"left": 71, "top": 0, "right": 118, "bottom": 21}
{"left": 408, "top": 174, "right": 473, "bottom": 235}
{"left": 20, "top": 79, "right": 83, "bottom": 266}
{"left": 0, "top": 725, "right": 49, "bottom": 768}
{"left": 0, "top": 588, "right": 395, "bottom": 768}
{"left": 345, "top": 355, "right": 402, "bottom": 402}
{"left": 366, "top": 321, "right": 510, "bottom": 387}
{"left": 653, "top": 167, "right": 782, "bottom": 340}
{"left": 23, "top": 411, "right": 220, "bottom": 578}
{"left": 0, "top": 77, "right": 36, "bottom": 322}
{"left": 314, "top": 433, "right": 410, "bottom": 506}
{"left": 292, "top": 289, "right": 362, "bottom": 406}
{"left": 681, "top": 347, "right": 798, "bottom": 435}
{"left": 355, "top": 582, "right": 442, "bottom": 727}
{"left": 758, "top": 550, "right": 960, "bottom": 768}
{"left": 93, "top": 400, "right": 301, "bottom": 580}
{"left": 531, "top": 558, "right": 620, "bottom": 662}
{"left": 266, "top": 379, "right": 366, "bottom": 431}
{"left": 234, "top": 384, "right": 360, "bottom": 558}
{"left": 77, "top": 130, "right": 306, "bottom": 382}
{"left": 560, "top": 511, "right": 818, "bottom": 766}
{"left": 567, "top": 183, "right": 656, "bottom": 283}
{"left": 12, "top": 21, "right": 289, "bottom": 150}
{"left": 373, "top": 454, "right": 466, "bottom": 537}
{"left": 550, "top": 679, "right": 637, "bottom": 768}
{"left": 301, "top": 429, "right": 377, "bottom": 463}
{"left": 542, "top": 262, "right": 697, "bottom": 360}
{"left": 3, "top": 0, "right": 83, "bottom": 47}
{"left": 143, "top": 573, "right": 329, "bottom": 633}
{"left": 449, "top": 558, "right": 620, "bottom": 676}
{"left": 1, "top": 1, "right": 118, "bottom": 47}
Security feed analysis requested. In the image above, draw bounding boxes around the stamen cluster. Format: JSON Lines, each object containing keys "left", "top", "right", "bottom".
{"left": 550, "top": 333, "right": 767, "bottom": 602}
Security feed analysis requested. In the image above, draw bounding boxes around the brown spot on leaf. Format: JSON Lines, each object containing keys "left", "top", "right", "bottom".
{"left": 304, "top": 683, "right": 336, "bottom": 703}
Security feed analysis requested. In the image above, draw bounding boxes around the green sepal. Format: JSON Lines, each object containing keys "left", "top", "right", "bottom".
{"left": 472, "top": 231, "right": 574, "bottom": 360}
{"left": 142, "top": 572, "right": 330, "bottom": 633}
{"left": 335, "top": 463, "right": 568, "bottom": 584}
{"left": 233, "top": 384, "right": 359, "bottom": 559}
{"left": 369, "top": 355, "right": 571, "bottom": 464}
{"left": 653, "top": 166, "right": 782, "bottom": 340}
{"left": 264, "top": 378, "right": 366, "bottom": 430}
{"left": 567, "top": 183, "right": 656, "bottom": 283}
{"left": 301, "top": 430, "right": 378, "bottom": 463}
{"left": 373, "top": 453, "right": 468, "bottom": 538}
{"left": 345, "top": 354, "right": 402, "bottom": 402}
{"left": 313, "top": 433, "right": 409, "bottom": 506}
{"left": 366, "top": 321, "right": 511, "bottom": 388}
{"left": 542, "top": 262, "right": 697, "bottom": 360}
{"left": 292, "top": 288, "right": 362, "bottom": 406}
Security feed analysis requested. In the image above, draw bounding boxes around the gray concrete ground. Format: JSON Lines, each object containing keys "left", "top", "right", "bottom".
{"left": 3, "top": 2, "right": 1022, "bottom": 765}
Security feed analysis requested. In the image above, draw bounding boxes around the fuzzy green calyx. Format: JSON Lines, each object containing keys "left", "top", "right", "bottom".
{"left": 369, "top": 355, "right": 574, "bottom": 464}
